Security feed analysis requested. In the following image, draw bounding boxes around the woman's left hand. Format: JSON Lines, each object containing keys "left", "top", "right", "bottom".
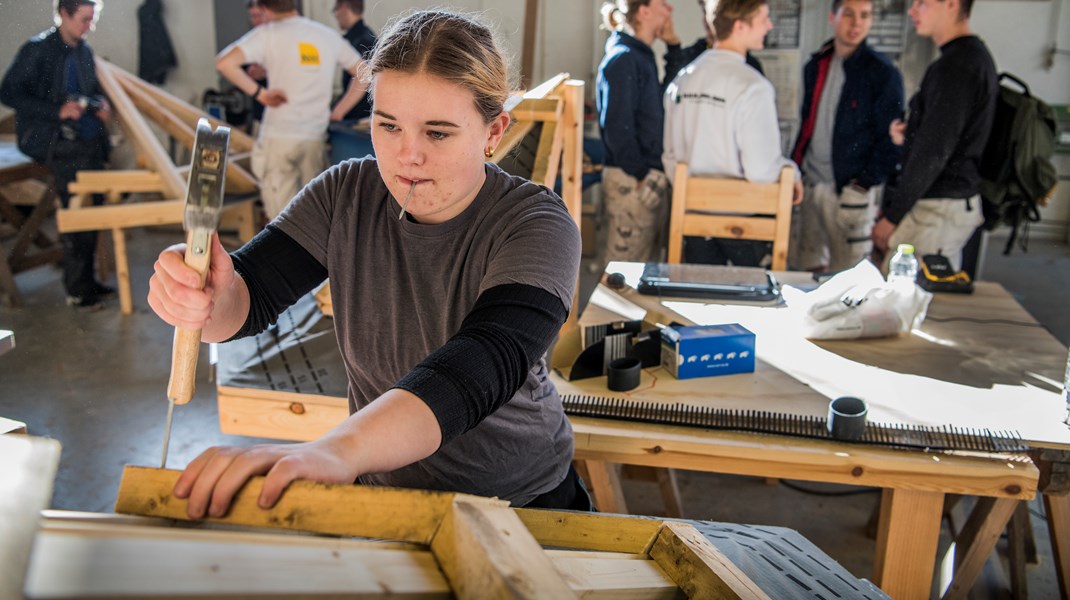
{"left": 172, "top": 438, "right": 360, "bottom": 519}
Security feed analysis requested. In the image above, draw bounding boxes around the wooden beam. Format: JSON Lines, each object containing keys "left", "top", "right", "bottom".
{"left": 0, "top": 435, "right": 61, "bottom": 600}
{"left": 939, "top": 497, "right": 1020, "bottom": 599}
{"left": 494, "top": 121, "right": 535, "bottom": 162}
{"left": 873, "top": 488, "right": 944, "bottom": 599}
{"left": 69, "top": 169, "right": 165, "bottom": 195}
{"left": 114, "top": 465, "right": 497, "bottom": 545}
{"left": 430, "top": 497, "right": 578, "bottom": 599}
{"left": 513, "top": 508, "right": 661, "bottom": 554}
{"left": 511, "top": 98, "right": 561, "bottom": 123}
{"left": 520, "top": 0, "right": 538, "bottom": 89}
{"left": 57, "top": 199, "right": 184, "bottom": 233}
{"left": 1044, "top": 493, "right": 1070, "bottom": 599}
{"left": 94, "top": 59, "right": 184, "bottom": 198}
{"left": 524, "top": 73, "right": 568, "bottom": 100}
{"left": 531, "top": 118, "right": 562, "bottom": 188}
{"left": 109, "top": 62, "right": 255, "bottom": 154}
{"left": 648, "top": 521, "right": 771, "bottom": 600}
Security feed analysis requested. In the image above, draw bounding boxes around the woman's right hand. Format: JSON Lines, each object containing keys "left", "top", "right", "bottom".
{"left": 147, "top": 233, "right": 235, "bottom": 331}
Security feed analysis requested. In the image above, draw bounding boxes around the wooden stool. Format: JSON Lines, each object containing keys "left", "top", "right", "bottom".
{"left": 0, "top": 144, "right": 63, "bottom": 307}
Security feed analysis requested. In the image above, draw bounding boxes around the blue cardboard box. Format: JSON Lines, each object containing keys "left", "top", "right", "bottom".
{"left": 660, "top": 324, "right": 756, "bottom": 379}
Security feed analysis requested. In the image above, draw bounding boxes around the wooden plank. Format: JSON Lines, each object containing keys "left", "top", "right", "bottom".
{"left": 939, "top": 496, "right": 1019, "bottom": 599}
{"left": 648, "top": 521, "right": 771, "bottom": 600}
{"left": 524, "top": 73, "right": 568, "bottom": 100}
{"left": 0, "top": 435, "right": 61, "bottom": 600}
{"left": 511, "top": 98, "right": 560, "bottom": 123}
{"left": 681, "top": 214, "right": 778, "bottom": 241}
{"left": 26, "top": 522, "right": 451, "bottom": 598}
{"left": 683, "top": 178, "right": 781, "bottom": 214}
{"left": 570, "top": 416, "right": 1038, "bottom": 498}
{"left": 114, "top": 465, "right": 500, "bottom": 545}
{"left": 57, "top": 199, "right": 184, "bottom": 232}
{"left": 94, "top": 58, "right": 184, "bottom": 198}
{"left": 429, "top": 497, "right": 579, "bottom": 599}
{"left": 873, "top": 488, "right": 944, "bottom": 599}
{"left": 513, "top": 508, "right": 661, "bottom": 554}
{"left": 112, "top": 228, "right": 132, "bottom": 315}
{"left": 217, "top": 390, "right": 348, "bottom": 441}
{"left": 110, "top": 63, "right": 255, "bottom": 154}
{"left": 27, "top": 513, "right": 681, "bottom": 599}
{"left": 520, "top": 0, "right": 538, "bottom": 88}
{"left": 582, "top": 459, "right": 630, "bottom": 514}
{"left": 1044, "top": 493, "right": 1070, "bottom": 599}
{"left": 531, "top": 118, "right": 562, "bottom": 188}
{"left": 495, "top": 121, "right": 535, "bottom": 161}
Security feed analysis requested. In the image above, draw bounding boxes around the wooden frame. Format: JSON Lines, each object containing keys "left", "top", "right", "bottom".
{"left": 19, "top": 461, "right": 776, "bottom": 599}
{"left": 54, "top": 59, "right": 260, "bottom": 315}
{"left": 668, "top": 163, "right": 794, "bottom": 270}
{"left": 0, "top": 142, "right": 63, "bottom": 307}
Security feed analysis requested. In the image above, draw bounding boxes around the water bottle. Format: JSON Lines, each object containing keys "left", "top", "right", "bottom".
{"left": 887, "top": 243, "right": 919, "bottom": 287}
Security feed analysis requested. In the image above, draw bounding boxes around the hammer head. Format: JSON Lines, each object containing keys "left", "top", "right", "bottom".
{"left": 184, "top": 118, "right": 230, "bottom": 232}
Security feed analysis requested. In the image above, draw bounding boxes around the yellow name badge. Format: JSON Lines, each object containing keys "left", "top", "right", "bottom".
{"left": 298, "top": 42, "right": 321, "bottom": 66}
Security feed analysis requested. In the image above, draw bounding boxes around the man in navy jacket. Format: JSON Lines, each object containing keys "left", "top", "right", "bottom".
{"left": 790, "top": 0, "right": 903, "bottom": 272}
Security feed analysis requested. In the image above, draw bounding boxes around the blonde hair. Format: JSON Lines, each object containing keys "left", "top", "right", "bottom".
{"left": 368, "top": 10, "right": 512, "bottom": 124}
{"left": 600, "top": 0, "right": 655, "bottom": 31}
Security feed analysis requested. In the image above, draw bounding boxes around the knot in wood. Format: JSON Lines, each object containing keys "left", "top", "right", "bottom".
{"left": 649, "top": 445, "right": 664, "bottom": 454}
{"left": 289, "top": 402, "right": 306, "bottom": 415}
{"left": 851, "top": 466, "right": 864, "bottom": 477}
{"left": 730, "top": 226, "right": 744, "bottom": 237}
{"left": 1004, "top": 484, "right": 1022, "bottom": 496}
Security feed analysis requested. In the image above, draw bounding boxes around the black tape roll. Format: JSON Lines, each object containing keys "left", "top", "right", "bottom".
{"left": 607, "top": 357, "right": 641, "bottom": 391}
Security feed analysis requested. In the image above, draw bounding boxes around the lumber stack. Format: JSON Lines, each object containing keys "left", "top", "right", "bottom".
{"left": 55, "top": 59, "right": 260, "bottom": 314}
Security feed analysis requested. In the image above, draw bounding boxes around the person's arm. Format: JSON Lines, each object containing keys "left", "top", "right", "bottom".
{"left": 330, "top": 60, "right": 369, "bottom": 121}
{"left": 0, "top": 42, "right": 66, "bottom": 122}
{"left": 880, "top": 66, "right": 975, "bottom": 225}
{"left": 173, "top": 281, "right": 569, "bottom": 518}
{"left": 853, "top": 65, "right": 904, "bottom": 190}
{"left": 216, "top": 45, "right": 286, "bottom": 107}
{"left": 600, "top": 57, "right": 649, "bottom": 181}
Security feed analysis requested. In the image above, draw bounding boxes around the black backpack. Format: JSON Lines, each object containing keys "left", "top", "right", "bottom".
{"left": 978, "top": 73, "right": 1058, "bottom": 254}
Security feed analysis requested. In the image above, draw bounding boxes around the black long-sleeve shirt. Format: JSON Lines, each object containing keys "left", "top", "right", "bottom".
{"left": 881, "top": 35, "right": 997, "bottom": 225}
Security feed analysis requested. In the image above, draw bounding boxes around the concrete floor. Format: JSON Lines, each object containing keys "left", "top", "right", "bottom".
{"left": 1, "top": 226, "right": 1067, "bottom": 598}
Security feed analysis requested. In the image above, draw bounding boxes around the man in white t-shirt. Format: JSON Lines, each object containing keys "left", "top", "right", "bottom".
{"left": 662, "top": 0, "right": 801, "bottom": 266}
{"left": 217, "top": 0, "right": 367, "bottom": 218}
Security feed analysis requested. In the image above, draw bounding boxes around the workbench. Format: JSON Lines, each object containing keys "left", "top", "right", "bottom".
{"left": 212, "top": 262, "right": 1070, "bottom": 599}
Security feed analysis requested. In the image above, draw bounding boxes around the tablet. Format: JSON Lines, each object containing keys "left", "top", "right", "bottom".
{"left": 637, "top": 262, "right": 780, "bottom": 302}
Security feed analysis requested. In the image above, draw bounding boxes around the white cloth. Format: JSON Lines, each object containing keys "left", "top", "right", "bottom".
{"left": 663, "top": 49, "right": 797, "bottom": 184}
{"left": 228, "top": 16, "right": 361, "bottom": 140}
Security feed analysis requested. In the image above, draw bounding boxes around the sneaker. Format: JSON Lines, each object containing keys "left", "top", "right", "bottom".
{"left": 66, "top": 295, "right": 105, "bottom": 312}
{"left": 91, "top": 282, "right": 117, "bottom": 299}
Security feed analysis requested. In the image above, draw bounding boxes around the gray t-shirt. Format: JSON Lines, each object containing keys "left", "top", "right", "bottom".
{"left": 803, "top": 55, "right": 845, "bottom": 185}
{"left": 274, "top": 159, "right": 580, "bottom": 505}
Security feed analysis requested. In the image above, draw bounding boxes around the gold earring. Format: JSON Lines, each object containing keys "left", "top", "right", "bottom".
{"left": 484, "top": 148, "right": 495, "bottom": 158}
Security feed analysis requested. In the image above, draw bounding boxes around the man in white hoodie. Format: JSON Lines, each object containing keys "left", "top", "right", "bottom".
{"left": 662, "top": 0, "right": 801, "bottom": 266}
{"left": 217, "top": 0, "right": 368, "bottom": 218}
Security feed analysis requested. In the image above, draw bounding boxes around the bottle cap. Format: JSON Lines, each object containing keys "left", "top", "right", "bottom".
{"left": 897, "top": 243, "right": 914, "bottom": 254}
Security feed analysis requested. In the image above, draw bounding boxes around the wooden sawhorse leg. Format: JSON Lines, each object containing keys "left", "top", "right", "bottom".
{"left": 873, "top": 487, "right": 944, "bottom": 600}
{"left": 576, "top": 460, "right": 628, "bottom": 514}
{"left": 1045, "top": 493, "right": 1070, "bottom": 599}
{"left": 112, "top": 228, "right": 132, "bottom": 315}
{"left": 938, "top": 496, "right": 1019, "bottom": 599}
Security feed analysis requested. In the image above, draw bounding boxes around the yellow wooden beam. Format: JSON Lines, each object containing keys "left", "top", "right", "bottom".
{"left": 114, "top": 465, "right": 499, "bottom": 545}
{"left": 430, "top": 497, "right": 578, "bottom": 599}
{"left": 648, "top": 521, "right": 772, "bottom": 600}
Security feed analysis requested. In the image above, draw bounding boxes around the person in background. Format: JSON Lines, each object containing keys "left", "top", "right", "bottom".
{"left": 662, "top": 0, "right": 801, "bottom": 266}
{"left": 872, "top": 0, "right": 996, "bottom": 272}
{"left": 147, "top": 10, "right": 588, "bottom": 518}
{"left": 0, "top": 0, "right": 114, "bottom": 310}
{"left": 596, "top": 0, "right": 675, "bottom": 263}
{"left": 662, "top": 0, "right": 763, "bottom": 84}
{"left": 243, "top": 0, "right": 269, "bottom": 130}
{"left": 332, "top": 0, "right": 377, "bottom": 122}
{"left": 216, "top": 0, "right": 368, "bottom": 218}
{"left": 789, "top": 0, "right": 903, "bottom": 273}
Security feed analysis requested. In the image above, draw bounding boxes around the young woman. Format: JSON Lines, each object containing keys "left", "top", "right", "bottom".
{"left": 595, "top": 0, "right": 674, "bottom": 262}
{"left": 148, "top": 10, "right": 587, "bottom": 517}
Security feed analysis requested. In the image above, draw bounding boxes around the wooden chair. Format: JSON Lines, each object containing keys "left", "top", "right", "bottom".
{"left": 668, "top": 163, "right": 794, "bottom": 270}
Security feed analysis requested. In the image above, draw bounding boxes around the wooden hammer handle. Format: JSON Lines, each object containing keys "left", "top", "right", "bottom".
{"left": 166, "top": 230, "right": 212, "bottom": 406}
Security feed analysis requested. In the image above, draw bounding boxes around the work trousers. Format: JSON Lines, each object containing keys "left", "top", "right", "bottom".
{"left": 51, "top": 138, "right": 107, "bottom": 298}
{"left": 885, "top": 195, "right": 984, "bottom": 274}
{"left": 251, "top": 136, "right": 326, "bottom": 219}
{"left": 602, "top": 166, "right": 669, "bottom": 262}
{"left": 790, "top": 182, "right": 878, "bottom": 272}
